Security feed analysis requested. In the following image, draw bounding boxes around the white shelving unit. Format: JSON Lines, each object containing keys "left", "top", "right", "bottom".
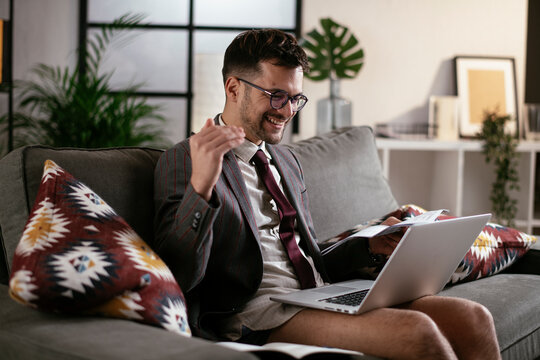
{"left": 376, "top": 138, "right": 540, "bottom": 235}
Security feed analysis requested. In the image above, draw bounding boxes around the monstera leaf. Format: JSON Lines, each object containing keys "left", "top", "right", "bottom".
{"left": 301, "top": 18, "right": 364, "bottom": 81}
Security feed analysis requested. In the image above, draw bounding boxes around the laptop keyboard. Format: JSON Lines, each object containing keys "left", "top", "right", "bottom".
{"left": 319, "top": 289, "right": 369, "bottom": 306}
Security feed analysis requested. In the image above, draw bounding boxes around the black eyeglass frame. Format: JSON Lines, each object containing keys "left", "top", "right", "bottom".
{"left": 238, "top": 78, "right": 308, "bottom": 112}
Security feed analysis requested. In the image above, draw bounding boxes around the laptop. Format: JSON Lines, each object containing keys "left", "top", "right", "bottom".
{"left": 271, "top": 213, "right": 491, "bottom": 315}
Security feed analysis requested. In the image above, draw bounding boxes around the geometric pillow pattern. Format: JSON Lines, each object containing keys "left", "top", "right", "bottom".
{"left": 325, "top": 204, "right": 537, "bottom": 286}
{"left": 9, "top": 160, "right": 191, "bottom": 336}
{"left": 400, "top": 204, "right": 537, "bottom": 285}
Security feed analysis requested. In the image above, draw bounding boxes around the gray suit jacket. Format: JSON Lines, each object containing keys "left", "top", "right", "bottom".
{"left": 153, "top": 115, "right": 374, "bottom": 338}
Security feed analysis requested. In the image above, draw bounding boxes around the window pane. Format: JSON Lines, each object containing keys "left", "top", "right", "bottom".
{"left": 146, "top": 97, "right": 187, "bottom": 145}
{"left": 195, "top": 30, "right": 240, "bottom": 54}
{"left": 193, "top": 53, "right": 225, "bottom": 132}
{"left": 90, "top": 29, "right": 188, "bottom": 92}
{"left": 88, "top": 0, "right": 189, "bottom": 24}
{"left": 194, "top": 0, "right": 296, "bottom": 28}
{"left": 192, "top": 31, "right": 240, "bottom": 131}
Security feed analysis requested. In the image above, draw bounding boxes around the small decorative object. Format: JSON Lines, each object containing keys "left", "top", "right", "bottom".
{"left": 374, "top": 122, "right": 431, "bottom": 140}
{"left": 455, "top": 56, "right": 518, "bottom": 138}
{"left": 301, "top": 18, "right": 364, "bottom": 134}
{"left": 428, "top": 96, "right": 460, "bottom": 140}
{"left": 478, "top": 111, "right": 520, "bottom": 227}
{"left": 523, "top": 103, "right": 540, "bottom": 141}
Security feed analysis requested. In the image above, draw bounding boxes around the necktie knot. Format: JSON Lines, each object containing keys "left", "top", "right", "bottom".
{"left": 251, "top": 149, "right": 268, "bottom": 168}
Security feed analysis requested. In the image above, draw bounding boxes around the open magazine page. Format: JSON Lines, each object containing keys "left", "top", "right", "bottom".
{"left": 216, "top": 341, "right": 376, "bottom": 359}
{"left": 322, "top": 209, "right": 448, "bottom": 255}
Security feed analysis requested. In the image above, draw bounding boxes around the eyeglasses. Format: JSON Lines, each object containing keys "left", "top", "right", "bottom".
{"left": 238, "top": 78, "right": 308, "bottom": 112}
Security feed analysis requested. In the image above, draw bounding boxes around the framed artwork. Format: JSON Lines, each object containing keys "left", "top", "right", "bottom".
{"left": 454, "top": 56, "right": 518, "bottom": 137}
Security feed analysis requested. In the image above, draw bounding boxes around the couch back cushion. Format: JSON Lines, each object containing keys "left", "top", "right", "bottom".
{"left": 0, "top": 128, "right": 396, "bottom": 282}
{"left": 0, "top": 146, "right": 162, "bottom": 282}
{"left": 289, "top": 126, "right": 398, "bottom": 242}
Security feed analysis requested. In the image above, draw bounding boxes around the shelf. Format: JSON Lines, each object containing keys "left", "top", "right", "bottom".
{"left": 376, "top": 138, "right": 540, "bottom": 152}
{"left": 375, "top": 138, "right": 540, "bottom": 235}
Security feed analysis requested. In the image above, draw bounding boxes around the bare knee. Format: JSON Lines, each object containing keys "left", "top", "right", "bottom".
{"left": 468, "top": 302, "right": 496, "bottom": 329}
{"left": 399, "top": 312, "right": 456, "bottom": 360}
{"left": 458, "top": 301, "right": 499, "bottom": 346}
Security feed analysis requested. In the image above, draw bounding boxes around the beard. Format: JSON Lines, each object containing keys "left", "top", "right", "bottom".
{"left": 239, "top": 92, "right": 290, "bottom": 145}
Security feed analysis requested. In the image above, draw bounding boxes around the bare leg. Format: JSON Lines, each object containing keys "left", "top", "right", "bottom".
{"left": 402, "top": 296, "right": 501, "bottom": 360}
{"left": 268, "top": 296, "right": 500, "bottom": 360}
{"left": 268, "top": 305, "right": 458, "bottom": 360}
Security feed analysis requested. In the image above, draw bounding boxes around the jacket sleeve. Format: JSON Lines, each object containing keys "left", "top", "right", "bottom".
{"left": 153, "top": 140, "right": 220, "bottom": 292}
{"left": 321, "top": 237, "right": 381, "bottom": 282}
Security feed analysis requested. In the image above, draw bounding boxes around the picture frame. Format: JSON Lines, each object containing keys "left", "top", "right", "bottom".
{"left": 454, "top": 56, "right": 518, "bottom": 137}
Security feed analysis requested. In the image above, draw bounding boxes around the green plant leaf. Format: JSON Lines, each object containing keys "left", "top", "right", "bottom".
{"left": 478, "top": 111, "right": 519, "bottom": 226}
{"left": 301, "top": 17, "right": 364, "bottom": 81}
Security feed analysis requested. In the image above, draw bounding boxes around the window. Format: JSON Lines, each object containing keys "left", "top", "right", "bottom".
{"left": 80, "top": 0, "right": 302, "bottom": 144}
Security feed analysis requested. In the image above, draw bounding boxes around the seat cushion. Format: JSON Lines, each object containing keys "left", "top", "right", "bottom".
{"left": 440, "top": 274, "right": 540, "bottom": 359}
{"left": 0, "top": 284, "right": 256, "bottom": 360}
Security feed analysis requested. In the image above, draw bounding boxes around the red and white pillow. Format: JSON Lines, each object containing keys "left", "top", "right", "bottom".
{"left": 401, "top": 205, "right": 537, "bottom": 284}
{"left": 326, "top": 204, "right": 537, "bottom": 285}
{"left": 9, "top": 160, "right": 191, "bottom": 336}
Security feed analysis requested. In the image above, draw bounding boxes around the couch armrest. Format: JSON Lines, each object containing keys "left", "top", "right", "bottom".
{"left": 505, "top": 249, "right": 540, "bottom": 275}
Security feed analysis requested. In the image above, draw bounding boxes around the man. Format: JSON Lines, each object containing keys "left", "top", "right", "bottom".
{"left": 154, "top": 29, "right": 501, "bottom": 359}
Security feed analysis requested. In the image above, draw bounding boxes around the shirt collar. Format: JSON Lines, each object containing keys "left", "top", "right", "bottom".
{"left": 218, "top": 114, "right": 272, "bottom": 164}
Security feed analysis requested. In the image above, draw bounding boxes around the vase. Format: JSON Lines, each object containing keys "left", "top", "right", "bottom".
{"left": 316, "top": 77, "right": 352, "bottom": 135}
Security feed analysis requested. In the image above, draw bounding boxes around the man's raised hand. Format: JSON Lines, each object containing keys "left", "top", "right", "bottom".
{"left": 189, "top": 118, "right": 245, "bottom": 201}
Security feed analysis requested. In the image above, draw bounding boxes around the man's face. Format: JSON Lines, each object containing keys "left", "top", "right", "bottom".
{"left": 237, "top": 62, "right": 304, "bottom": 145}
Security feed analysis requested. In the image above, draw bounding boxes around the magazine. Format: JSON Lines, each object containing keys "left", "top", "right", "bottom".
{"left": 216, "top": 341, "right": 377, "bottom": 359}
{"left": 322, "top": 209, "right": 448, "bottom": 255}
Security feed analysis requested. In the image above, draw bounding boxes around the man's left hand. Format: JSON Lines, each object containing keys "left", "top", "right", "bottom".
{"left": 368, "top": 216, "right": 404, "bottom": 257}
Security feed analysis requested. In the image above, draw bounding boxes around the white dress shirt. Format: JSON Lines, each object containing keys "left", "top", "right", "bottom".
{"left": 216, "top": 116, "right": 324, "bottom": 340}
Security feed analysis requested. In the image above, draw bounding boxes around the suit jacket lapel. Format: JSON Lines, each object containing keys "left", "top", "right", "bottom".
{"left": 221, "top": 150, "right": 260, "bottom": 242}
{"left": 267, "top": 145, "right": 311, "bottom": 237}
{"left": 268, "top": 145, "right": 327, "bottom": 273}
{"left": 213, "top": 113, "right": 259, "bottom": 240}
{"left": 267, "top": 145, "right": 302, "bottom": 214}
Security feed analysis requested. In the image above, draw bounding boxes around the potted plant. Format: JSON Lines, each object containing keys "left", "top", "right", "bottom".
{"left": 301, "top": 17, "right": 364, "bottom": 134}
{"left": 478, "top": 111, "right": 520, "bottom": 226}
{"left": 0, "top": 13, "right": 167, "bottom": 156}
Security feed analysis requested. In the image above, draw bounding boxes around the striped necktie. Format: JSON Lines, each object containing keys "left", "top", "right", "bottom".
{"left": 251, "top": 149, "right": 316, "bottom": 289}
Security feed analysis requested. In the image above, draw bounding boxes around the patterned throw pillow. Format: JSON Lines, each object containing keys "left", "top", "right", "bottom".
{"left": 9, "top": 160, "right": 191, "bottom": 336}
{"left": 400, "top": 205, "right": 537, "bottom": 285}
{"left": 325, "top": 204, "right": 537, "bottom": 285}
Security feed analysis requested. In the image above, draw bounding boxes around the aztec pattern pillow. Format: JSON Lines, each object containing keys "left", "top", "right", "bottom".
{"left": 9, "top": 160, "right": 191, "bottom": 336}
{"left": 326, "top": 204, "right": 537, "bottom": 285}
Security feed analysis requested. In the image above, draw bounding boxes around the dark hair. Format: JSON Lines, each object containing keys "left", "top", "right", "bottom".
{"left": 222, "top": 29, "right": 309, "bottom": 83}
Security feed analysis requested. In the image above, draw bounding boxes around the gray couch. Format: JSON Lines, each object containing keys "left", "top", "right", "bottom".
{"left": 0, "top": 126, "right": 539, "bottom": 359}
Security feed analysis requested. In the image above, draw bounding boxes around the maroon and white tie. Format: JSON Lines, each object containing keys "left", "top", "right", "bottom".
{"left": 251, "top": 149, "right": 316, "bottom": 289}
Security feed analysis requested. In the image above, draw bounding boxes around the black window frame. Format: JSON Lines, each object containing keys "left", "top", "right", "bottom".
{"left": 78, "top": 0, "right": 303, "bottom": 139}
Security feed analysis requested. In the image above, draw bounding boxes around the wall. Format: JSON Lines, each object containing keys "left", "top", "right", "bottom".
{"left": 12, "top": 0, "right": 78, "bottom": 82}
{"left": 5, "top": 0, "right": 529, "bottom": 142}
{"left": 299, "top": 0, "right": 528, "bottom": 139}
